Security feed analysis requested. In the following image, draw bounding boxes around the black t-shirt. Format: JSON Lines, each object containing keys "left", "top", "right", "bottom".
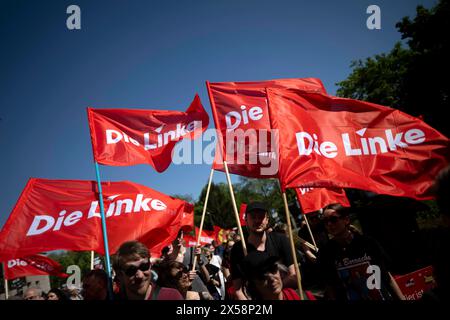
{"left": 318, "top": 233, "right": 393, "bottom": 301}
{"left": 230, "top": 231, "right": 294, "bottom": 280}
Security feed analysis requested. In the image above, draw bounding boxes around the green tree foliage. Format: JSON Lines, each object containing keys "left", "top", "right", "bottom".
{"left": 193, "top": 177, "right": 297, "bottom": 230}
{"left": 337, "top": 0, "right": 449, "bottom": 137}
{"left": 47, "top": 251, "right": 91, "bottom": 289}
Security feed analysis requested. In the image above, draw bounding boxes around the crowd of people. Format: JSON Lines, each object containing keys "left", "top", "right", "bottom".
{"left": 10, "top": 165, "right": 450, "bottom": 301}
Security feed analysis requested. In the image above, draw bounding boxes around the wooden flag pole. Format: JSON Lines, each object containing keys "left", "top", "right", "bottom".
{"left": 223, "top": 160, "right": 247, "bottom": 256}
{"left": 90, "top": 251, "right": 95, "bottom": 270}
{"left": 192, "top": 168, "right": 215, "bottom": 271}
{"left": 303, "top": 214, "right": 319, "bottom": 252}
{"left": 282, "top": 192, "right": 304, "bottom": 300}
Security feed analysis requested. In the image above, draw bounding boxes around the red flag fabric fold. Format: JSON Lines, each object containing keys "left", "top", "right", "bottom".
{"left": 295, "top": 187, "right": 350, "bottom": 214}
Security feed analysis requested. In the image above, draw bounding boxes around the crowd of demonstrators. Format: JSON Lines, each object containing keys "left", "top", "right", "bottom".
{"left": 9, "top": 166, "right": 449, "bottom": 301}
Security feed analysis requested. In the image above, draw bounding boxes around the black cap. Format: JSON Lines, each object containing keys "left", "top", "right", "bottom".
{"left": 241, "top": 251, "right": 279, "bottom": 278}
{"left": 245, "top": 202, "right": 268, "bottom": 215}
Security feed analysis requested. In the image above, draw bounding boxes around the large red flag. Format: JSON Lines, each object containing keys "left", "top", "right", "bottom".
{"left": 267, "top": 88, "right": 449, "bottom": 199}
{"left": 4, "top": 255, "right": 68, "bottom": 280}
{"left": 207, "top": 78, "right": 326, "bottom": 178}
{"left": 295, "top": 187, "right": 350, "bottom": 214}
{"left": 0, "top": 179, "right": 187, "bottom": 261}
{"left": 87, "top": 94, "right": 209, "bottom": 172}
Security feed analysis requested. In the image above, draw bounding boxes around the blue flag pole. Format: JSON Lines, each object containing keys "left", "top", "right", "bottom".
{"left": 94, "top": 161, "right": 114, "bottom": 298}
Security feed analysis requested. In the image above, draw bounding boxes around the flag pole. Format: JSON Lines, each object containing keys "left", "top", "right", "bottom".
{"left": 192, "top": 168, "right": 215, "bottom": 271}
{"left": 90, "top": 251, "right": 95, "bottom": 270}
{"left": 94, "top": 161, "right": 114, "bottom": 299}
{"left": 2, "top": 263, "right": 8, "bottom": 300}
{"left": 282, "top": 192, "right": 304, "bottom": 299}
{"left": 223, "top": 160, "right": 247, "bottom": 256}
{"left": 303, "top": 214, "right": 318, "bottom": 252}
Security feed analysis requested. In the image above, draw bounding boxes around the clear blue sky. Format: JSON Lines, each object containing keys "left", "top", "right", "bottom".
{"left": 0, "top": 0, "right": 436, "bottom": 228}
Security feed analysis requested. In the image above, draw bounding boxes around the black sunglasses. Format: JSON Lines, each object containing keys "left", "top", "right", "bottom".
{"left": 123, "top": 260, "right": 151, "bottom": 277}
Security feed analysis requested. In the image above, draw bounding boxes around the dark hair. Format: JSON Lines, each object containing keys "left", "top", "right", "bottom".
{"left": 154, "top": 260, "right": 188, "bottom": 292}
{"left": 47, "top": 288, "right": 68, "bottom": 301}
{"left": 435, "top": 166, "right": 450, "bottom": 217}
{"left": 82, "top": 269, "right": 108, "bottom": 300}
{"left": 323, "top": 203, "right": 350, "bottom": 218}
{"left": 113, "top": 240, "right": 150, "bottom": 272}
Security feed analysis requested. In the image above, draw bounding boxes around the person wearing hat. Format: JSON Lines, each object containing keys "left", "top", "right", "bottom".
{"left": 230, "top": 202, "right": 297, "bottom": 300}
{"left": 242, "top": 251, "right": 315, "bottom": 300}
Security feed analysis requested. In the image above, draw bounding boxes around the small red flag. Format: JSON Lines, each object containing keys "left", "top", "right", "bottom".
{"left": 4, "top": 255, "right": 68, "bottom": 280}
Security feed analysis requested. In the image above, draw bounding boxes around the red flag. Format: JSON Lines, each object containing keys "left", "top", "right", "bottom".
{"left": 295, "top": 187, "right": 350, "bottom": 214}
{"left": 0, "top": 179, "right": 187, "bottom": 261}
{"left": 267, "top": 88, "right": 450, "bottom": 199}
{"left": 4, "top": 255, "right": 68, "bottom": 280}
{"left": 207, "top": 78, "right": 326, "bottom": 178}
{"left": 87, "top": 94, "right": 209, "bottom": 172}
{"left": 393, "top": 266, "right": 436, "bottom": 300}
{"left": 180, "top": 202, "right": 195, "bottom": 233}
{"left": 239, "top": 203, "right": 247, "bottom": 226}
{"left": 183, "top": 234, "right": 198, "bottom": 248}
{"left": 194, "top": 227, "right": 216, "bottom": 245}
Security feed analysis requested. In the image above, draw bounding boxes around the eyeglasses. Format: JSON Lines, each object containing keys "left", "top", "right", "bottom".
{"left": 321, "top": 215, "right": 340, "bottom": 224}
{"left": 24, "top": 294, "right": 41, "bottom": 300}
{"left": 123, "top": 259, "right": 151, "bottom": 277}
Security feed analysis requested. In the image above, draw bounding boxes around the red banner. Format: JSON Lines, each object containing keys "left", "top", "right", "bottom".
{"left": 87, "top": 94, "right": 209, "bottom": 172}
{"left": 180, "top": 202, "right": 195, "bottom": 233}
{"left": 207, "top": 78, "right": 326, "bottom": 178}
{"left": 4, "top": 255, "right": 68, "bottom": 280}
{"left": 295, "top": 187, "right": 350, "bottom": 214}
{"left": 239, "top": 203, "right": 247, "bottom": 226}
{"left": 0, "top": 179, "right": 187, "bottom": 261}
{"left": 394, "top": 266, "right": 436, "bottom": 300}
{"left": 267, "top": 88, "right": 449, "bottom": 199}
{"left": 194, "top": 227, "right": 216, "bottom": 245}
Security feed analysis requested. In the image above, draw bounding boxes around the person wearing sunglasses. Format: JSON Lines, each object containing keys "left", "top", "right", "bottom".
{"left": 154, "top": 260, "right": 212, "bottom": 300}
{"left": 317, "top": 204, "right": 403, "bottom": 301}
{"left": 113, "top": 240, "right": 183, "bottom": 300}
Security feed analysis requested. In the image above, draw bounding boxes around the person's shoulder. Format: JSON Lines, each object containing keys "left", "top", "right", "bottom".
{"left": 158, "top": 286, "right": 184, "bottom": 300}
{"left": 230, "top": 240, "right": 244, "bottom": 254}
{"left": 267, "top": 231, "right": 288, "bottom": 243}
